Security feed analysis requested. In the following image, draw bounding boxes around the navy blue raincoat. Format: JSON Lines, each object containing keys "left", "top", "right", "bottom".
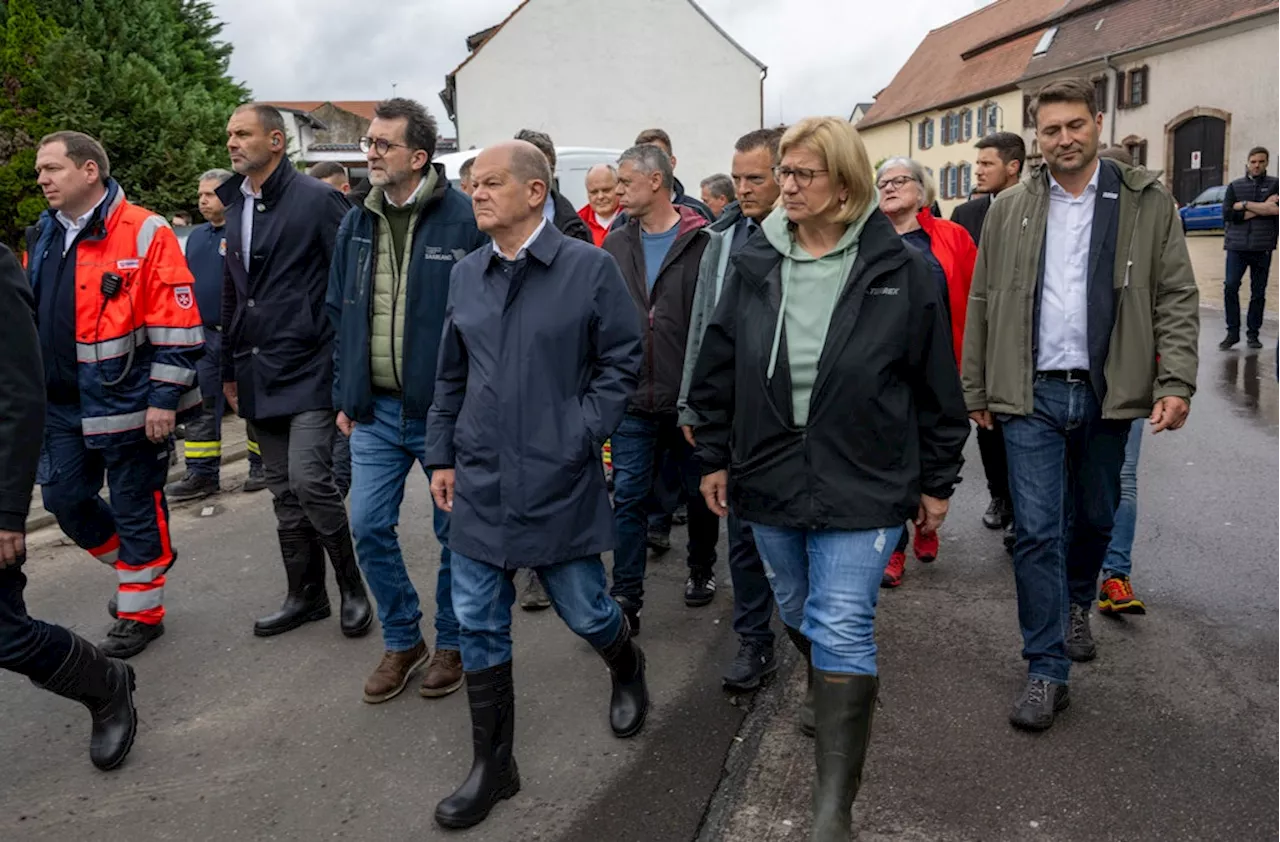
{"left": 425, "top": 224, "right": 642, "bottom": 568}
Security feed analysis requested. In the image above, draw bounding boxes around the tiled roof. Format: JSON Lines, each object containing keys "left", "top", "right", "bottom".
{"left": 1021, "top": 0, "right": 1277, "bottom": 79}
{"left": 267, "top": 101, "right": 381, "bottom": 121}
{"left": 857, "top": 0, "right": 1068, "bottom": 130}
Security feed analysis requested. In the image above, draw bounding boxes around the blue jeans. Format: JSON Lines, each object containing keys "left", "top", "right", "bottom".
{"left": 1102, "top": 420, "right": 1143, "bottom": 579}
{"left": 450, "top": 552, "right": 624, "bottom": 671}
{"left": 349, "top": 396, "right": 458, "bottom": 652}
{"left": 1001, "top": 377, "right": 1130, "bottom": 684}
{"left": 749, "top": 524, "right": 902, "bottom": 675}
{"left": 610, "top": 412, "right": 718, "bottom": 608}
{"left": 1224, "top": 249, "right": 1273, "bottom": 337}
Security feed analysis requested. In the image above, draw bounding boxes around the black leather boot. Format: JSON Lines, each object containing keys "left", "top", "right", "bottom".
{"left": 253, "top": 527, "right": 331, "bottom": 637}
{"left": 595, "top": 620, "right": 649, "bottom": 738}
{"left": 810, "top": 671, "right": 877, "bottom": 842}
{"left": 318, "top": 524, "right": 372, "bottom": 638}
{"left": 36, "top": 634, "right": 138, "bottom": 770}
{"left": 784, "top": 625, "right": 815, "bottom": 738}
{"left": 434, "top": 662, "right": 520, "bottom": 829}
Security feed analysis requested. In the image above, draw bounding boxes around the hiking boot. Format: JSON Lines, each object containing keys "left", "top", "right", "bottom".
{"left": 242, "top": 462, "right": 267, "bottom": 493}
{"left": 98, "top": 619, "right": 165, "bottom": 660}
{"left": 421, "top": 648, "right": 465, "bottom": 698}
{"left": 1247, "top": 335, "right": 1264, "bottom": 349}
{"left": 1219, "top": 333, "right": 1240, "bottom": 349}
{"left": 1066, "top": 603, "right": 1097, "bottom": 663}
{"left": 721, "top": 639, "right": 777, "bottom": 692}
{"left": 362, "top": 641, "right": 429, "bottom": 704}
{"left": 646, "top": 528, "right": 671, "bottom": 555}
{"left": 613, "top": 595, "right": 641, "bottom": 636}
{"left": 1098, "top": 575, "right": 1147, "bottom": 616}
{"left": 913, "top": 528, "right": 939, "bottom": 563}
{"left": 982, "top": 497, "right": 1011, "bottom": 530}
{"left": 881, "top": 551, "right": 906, "bottom": 588}
{"left": 164, "top": 472, "right": 219, "bottom": 503}
{"left": 684, "top": 567, "right": 716, "bottom": 607}
{"left": 1009, "top": 678, "right": 1069, "bottom": 732}
{"left": 518, "top": 570, "right": 551, "bottom": 611}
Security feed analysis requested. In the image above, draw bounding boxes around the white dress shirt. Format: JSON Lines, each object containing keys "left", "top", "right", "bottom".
{"left": 1036, "top": 163, "right": 1099, "bottom": 371}
{"left": 493, "top": 218, "right": 548, "bottom": 261}
{"left": 240, "top": 178, "right": 261, "bottom": 272}
{"left": 56, "top": 190, "right": 108, "bottom": 255}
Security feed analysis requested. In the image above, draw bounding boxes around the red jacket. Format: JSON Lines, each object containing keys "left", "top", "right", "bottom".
{"left": 577, "top": 204, "right": 616, "bottom": 247}
{"left": 916, "top": 209, "right": 976, "bottom": 369}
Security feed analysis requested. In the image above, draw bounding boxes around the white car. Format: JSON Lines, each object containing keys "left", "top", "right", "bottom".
{"left": 435, "top": 146, "right": 622, "bottom": 211}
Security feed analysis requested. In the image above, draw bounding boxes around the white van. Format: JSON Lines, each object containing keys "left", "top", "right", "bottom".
{"left": 435, "top": 146, "right": 622, "bottom": 211}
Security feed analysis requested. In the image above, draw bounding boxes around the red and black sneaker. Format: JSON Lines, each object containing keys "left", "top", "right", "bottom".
{"left": 881, "top": 551, "right": 906, "bottom": 588}
{"left": 913, "top": 529, "right": 939, "bottom": 563}
{"left": 1098, "top": 575, "right": 1147, "bottom": 615}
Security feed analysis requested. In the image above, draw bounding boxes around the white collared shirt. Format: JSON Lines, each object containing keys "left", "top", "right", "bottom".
{"left": 56, "top": 190, "right": 108, "bottom": 255}
{"left": 493, "top": 218, "right": 548, "bottom": 261}
{"left": 1037, "top": 163, "right": 1100, "bottom": 371}
{"left": 240, "top": 178, "right": 261, "bottom": 272}
{"left": 595, "top": 210, "right": 616, "bottom": 230}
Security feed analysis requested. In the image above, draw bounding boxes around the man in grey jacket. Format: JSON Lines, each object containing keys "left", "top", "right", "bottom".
{"left": 679, "top": 128, "right": 800, "bottom": 701}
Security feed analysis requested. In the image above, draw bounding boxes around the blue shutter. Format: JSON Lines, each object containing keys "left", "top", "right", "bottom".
{"left": 964, "top": 109, "right": 972, "bottom": 140}
{"left": 962, "top": 163, "right": 971, "bottom": 197}
{"left": 918, "top": 121, "right": 925, "bottom": 149}
{"left": 940, "top": 166, "right": 950, "bottom": 199}
{"left": 949, "top": 166, "right": 959, "bottom": 199}
{"left": 926, "top": 120, "right": 934, "bottom": 148}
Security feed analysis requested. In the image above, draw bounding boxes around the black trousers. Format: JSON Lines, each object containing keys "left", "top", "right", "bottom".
{"left": 976, "top": 421, "right": 1010, "bottom": 501}
{"left": 0, "top": 561, "right": 73, "bottom": 683}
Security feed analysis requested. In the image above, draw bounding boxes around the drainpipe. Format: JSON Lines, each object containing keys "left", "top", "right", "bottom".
{"left": 905, "top": 118, "right": 913, "bottom": 154}
{"left": 1103, "top": 55, "right": 1119, "bottom": 147}
{"left": 760, "top": 67, "right": 768, "bottom": 127}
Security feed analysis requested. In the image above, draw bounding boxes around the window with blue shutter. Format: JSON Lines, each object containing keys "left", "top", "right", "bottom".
{"left": 926, "top": 119, "right": 934, "bottom": 148}
{"left": 918, "top": 121, "right": 926, "bottom": 149}
{"left": 962, "top": 163, "right": 971, "bottom": 197}
{"left": 949, "top": 166, "right": 959, "bottom": 199}
{"left": 963, "top": 109, "right": 972, "bottom": 141}
{"left": 939, "top": 165, "right": 951, "bottom": 199}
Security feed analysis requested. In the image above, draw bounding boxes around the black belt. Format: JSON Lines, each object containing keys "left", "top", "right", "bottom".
{"left": 1037, "top": 369, "right": 1090, "bottom": 383}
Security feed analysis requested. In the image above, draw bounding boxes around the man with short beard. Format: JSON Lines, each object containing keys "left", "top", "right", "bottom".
{"left": 963, "top": 79, "right": 1199, "bottom": 732}
{"left": 328, "top": 98, "right": 487, "bottom": 703}
{"left": 218, "top": 103, "right": 372, "bottom": 640}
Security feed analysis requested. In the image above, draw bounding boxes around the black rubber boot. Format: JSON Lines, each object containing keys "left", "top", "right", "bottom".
{"left": 810, "top": 671, "right": 878, "bottom": 842}
{"left": 36, "top": 634, "right": 138, "bottom": 770}
{"left": 434, "top": 662, "right": 520, "bottom": 830}
{"left": 318, "top": 524, "right": 373, "bottom": 638}
{"left": 253, "top": 527, "right": 331, "bottom": 637}
{"left": 595, "top": 620, "right": 649, "bottom": 738}
{"left": 784, "top": 625, "right": 815, "bottom": 737}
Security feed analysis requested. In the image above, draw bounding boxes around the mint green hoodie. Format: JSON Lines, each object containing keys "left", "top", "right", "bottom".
{"left": 761, "top": 202, "right": 875, "bottom": 426}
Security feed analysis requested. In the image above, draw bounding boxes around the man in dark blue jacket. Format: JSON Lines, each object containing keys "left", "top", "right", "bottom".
{"left": 328, "top": 98, "right": 487, "bottom": 704}
{"left": 166, "top": 168, "right": 266, "bottom": 503}
{"left": 218, "top": 103, "right": 372, "bottom": 640}
{"left": 426, "top": 141, "right": 647, "bottom": 831}
{"left": 1220, "top": 146, "right": 1279, "bottom": 350}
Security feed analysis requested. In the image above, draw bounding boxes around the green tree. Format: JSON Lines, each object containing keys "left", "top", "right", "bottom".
{"left": 0, "top": 0, "right": 249, "bottom": 248}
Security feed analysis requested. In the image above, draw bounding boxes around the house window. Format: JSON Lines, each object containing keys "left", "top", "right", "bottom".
{"left": 948, "top": 165, "right": 960, "bottom": 200}
{"left": 927, "top": 119, "right": 934, "bottom": 148}
{"left": 961, "top": 162, "right": 971, "bottom": 197}
{"left": 918, "top": 118, "right": 935, "bottom": 150}
{"left": 1023, "top": 94, "right": 1034, "bottom": 128}
{"left": 983, "top": 102, "right": 999, "bottom": 136}
{"left": 939, "top": 165, "right": 951, "bottom": 199}
{"left": 1128, "top": 66, "right": 1149, "bottom": 107}
{"left": 1093, "top": 76, "right": 1108, "bottom": 113}
{"left": 952, "top": 112, "right": 963, "bottom": 143}
{"left": 941, "top": 112, "right": 953, "bottom": 145}
{"left": 1125, "top": 140, "right": 1148, "bottom": 167}
{"left": 962, "top": 108, "right": 973, "bottom": 142}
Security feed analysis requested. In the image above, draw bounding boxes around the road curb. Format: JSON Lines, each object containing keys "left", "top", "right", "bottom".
{"left": 693, "top": 640, "right": 804, "bottom": 842}
{"left": 24, "top": 441, "right": 251, "bottom": 533}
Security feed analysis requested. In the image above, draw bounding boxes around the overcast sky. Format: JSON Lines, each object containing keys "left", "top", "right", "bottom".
{"left": 213, "top": 0, "right": 994, "bottom": 129}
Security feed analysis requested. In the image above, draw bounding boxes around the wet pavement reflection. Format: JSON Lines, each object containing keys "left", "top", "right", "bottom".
{"left": 1216, "top": 345, "right": 1278, "bottom": 428}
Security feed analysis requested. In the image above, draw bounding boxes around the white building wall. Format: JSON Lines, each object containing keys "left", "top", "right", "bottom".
{"left": 454, "top": 0, "right": 762, "bottom": 194}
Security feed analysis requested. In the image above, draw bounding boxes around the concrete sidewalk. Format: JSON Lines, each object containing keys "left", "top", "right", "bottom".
{"left": 25, "top": 414, "right": 254, "bottom": 532}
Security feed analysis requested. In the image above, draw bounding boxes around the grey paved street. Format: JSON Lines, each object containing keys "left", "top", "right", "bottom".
{"left": 2, "top": 315, "right": 1276, "bottom": 842}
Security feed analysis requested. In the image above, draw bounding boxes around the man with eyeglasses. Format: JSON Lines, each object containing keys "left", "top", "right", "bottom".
{"left": 327, "top": 98, "right": 488, "bottom": 704}
{"left": 218, "top": 103, "right": 372, "bottom": 641}
{"left": 679, "top": 129, "right": 798, "bottom": 700}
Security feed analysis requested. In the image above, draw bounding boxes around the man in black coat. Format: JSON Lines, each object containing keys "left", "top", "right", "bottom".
{"left": 950, "top": 130, "right": 1024, "bottom": 540}
{"left": 217, "top": 103, "right": 371, "bottom": 640}
{"left": 0, "top": 245, "right": 138, "bottom": 771}
{"left": 426, "top": 140, "right": 647, "bottom": 830}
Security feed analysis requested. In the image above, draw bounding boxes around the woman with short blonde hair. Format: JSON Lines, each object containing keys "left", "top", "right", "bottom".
{"left": 688, "top": 117, "right": 969, "bottom": 840}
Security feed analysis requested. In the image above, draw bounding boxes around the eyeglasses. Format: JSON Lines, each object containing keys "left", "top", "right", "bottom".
{"left": 876, "top": 175, "right": 918, "bottom": 192}
{"left": 359, "top": 136, "right": 410, "bottom": 156}
{"left": 773, "top": 166, "right": 829, "bottom": 187}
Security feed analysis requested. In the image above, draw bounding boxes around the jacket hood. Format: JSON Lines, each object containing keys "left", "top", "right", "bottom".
{"left": 674, "top": 204, "right": 710, "bottom": 236}
{"left": 759, "top": 202, "right": 873, "bottom": 261}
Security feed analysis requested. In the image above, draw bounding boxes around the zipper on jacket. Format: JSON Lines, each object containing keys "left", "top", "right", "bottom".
{"left": 647, "top": 306, "right": 655, "bottom": 409}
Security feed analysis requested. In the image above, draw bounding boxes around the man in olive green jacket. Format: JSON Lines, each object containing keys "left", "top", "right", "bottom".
{"left": 961, "top": 79, "right": 1198, "bottom": 733}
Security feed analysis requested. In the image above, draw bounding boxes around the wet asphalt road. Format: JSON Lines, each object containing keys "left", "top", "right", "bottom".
{"left": 0, "top": 463, "right": 741, "bottom": 842}
{"left": 703, "top": 321, "right": 1279, "bottom": 842}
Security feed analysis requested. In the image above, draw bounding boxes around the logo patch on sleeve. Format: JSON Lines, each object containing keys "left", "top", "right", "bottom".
{"left": 174, "top": 285, "right": 194, "bottom": 309}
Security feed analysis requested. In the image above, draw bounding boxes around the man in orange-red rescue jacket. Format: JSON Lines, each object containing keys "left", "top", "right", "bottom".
{"left": 27, "top": 131, "right": 203, "bottom": 659}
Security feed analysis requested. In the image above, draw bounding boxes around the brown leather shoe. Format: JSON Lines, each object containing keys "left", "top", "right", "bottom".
{"left": 362, "top": 641, "right": 429, "bottom": 704}
{"left": 420, "top": 648, "right": 465, "bottom": 698}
